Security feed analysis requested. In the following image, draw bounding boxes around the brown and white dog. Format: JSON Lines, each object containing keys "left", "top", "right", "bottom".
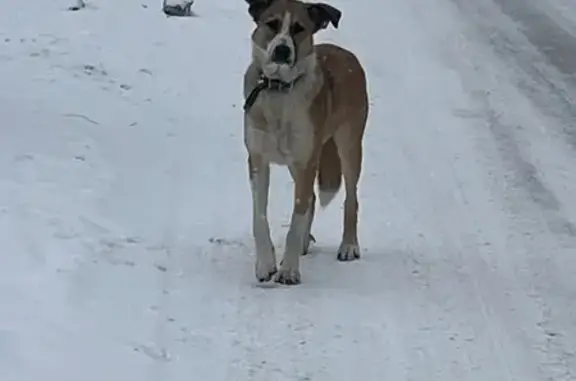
{"left": 242, "top": 0, "right": 369, "bottom": 285}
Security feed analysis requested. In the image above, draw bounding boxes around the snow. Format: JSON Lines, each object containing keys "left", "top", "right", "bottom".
{"left": 2, "top": 0, "right": 576, "bottom": 380}
{"left": 164, "top": 0, "right": 192, "bottom": 7}
{"left": 531, "top": 0, "right": 576, "bottom": 35}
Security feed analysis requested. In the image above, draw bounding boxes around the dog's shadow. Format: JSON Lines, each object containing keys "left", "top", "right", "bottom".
{"left": 206, "top": 233, "right": 431, "bottom": 294}
{"left": 250, "top": 242, "right": 376, "bottom": 289}
{"left": 287, "top": 243, "right": 431, "bottom": 293}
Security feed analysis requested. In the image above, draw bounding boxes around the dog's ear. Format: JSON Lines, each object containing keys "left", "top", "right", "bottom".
{"left": 306, "top": 3, "right": 341, "bottom": 32}
{"left": 246, "top": 0, "right": 274, "bottom": 22}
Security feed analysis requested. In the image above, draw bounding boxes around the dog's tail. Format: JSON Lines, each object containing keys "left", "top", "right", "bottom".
{"left": 316, "top": 137, "right": 342, "bottom": 208}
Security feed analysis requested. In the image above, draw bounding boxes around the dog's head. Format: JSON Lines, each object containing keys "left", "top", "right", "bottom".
{"left": 246, "top": 0, "right": 341, "bottom": 82}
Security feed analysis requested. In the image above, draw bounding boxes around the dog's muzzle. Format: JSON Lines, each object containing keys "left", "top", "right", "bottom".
{"left": 270, "top": 44, "right": 292, "bottom": 64}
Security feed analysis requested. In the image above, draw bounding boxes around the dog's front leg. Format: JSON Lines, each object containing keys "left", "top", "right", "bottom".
{"left": 276, "top": 161, "right": 317, "bottom": 285}
{"left": 249, "top": 154, "right": 277, "bottom": 282}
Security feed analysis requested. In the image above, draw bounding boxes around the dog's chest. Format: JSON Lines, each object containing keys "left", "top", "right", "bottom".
{"left": 245, "top": 95, "right": 315, "bottom": 165}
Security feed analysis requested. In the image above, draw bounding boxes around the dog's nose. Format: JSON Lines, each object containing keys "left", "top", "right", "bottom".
{"left": 271, "top": 44, "right": 292, "bottom": 63}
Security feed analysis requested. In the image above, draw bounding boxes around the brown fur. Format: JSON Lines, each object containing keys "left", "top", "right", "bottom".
{"left": 317, "top": 137, "right": 341, "bottom": 206}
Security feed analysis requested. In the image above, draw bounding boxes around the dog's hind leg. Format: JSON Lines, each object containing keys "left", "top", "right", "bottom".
{"left": 333, "top": 127, "right": 363, "bottom": 261}
{"left": 248, "top": 154, "right": 277, "bottom": 282}
{"left": 289, "top": 166, "right": 316, "bottom": 256}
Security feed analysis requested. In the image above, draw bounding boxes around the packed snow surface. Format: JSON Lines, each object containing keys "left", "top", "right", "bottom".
{"left": 1, "top": 0, "right": 576, "bottom": 380}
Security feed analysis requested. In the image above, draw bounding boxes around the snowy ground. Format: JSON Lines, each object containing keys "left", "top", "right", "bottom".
{"left": 2, "top": 0, "right": 576, "bottom": 380}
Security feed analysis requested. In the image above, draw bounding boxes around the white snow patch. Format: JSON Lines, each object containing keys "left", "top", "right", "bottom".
{"left": 1, "top": 0, "right": 576, "bottom": 380}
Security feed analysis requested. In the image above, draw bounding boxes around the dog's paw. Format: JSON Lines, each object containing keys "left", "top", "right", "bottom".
{"left": 255, "top": 255, "right": 277, "bottom": 282}
{"left": 274, "top": 264, "right": 301, "bottom": 285}
{"left": 337, "top": 243, "right": 361, "bottom": 262}
{"left": 301, "top": 233, "right": 316, "bottom": 256}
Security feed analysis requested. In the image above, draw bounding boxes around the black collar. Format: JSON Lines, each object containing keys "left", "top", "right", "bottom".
{"left": 243, "top": 74, "right": 303, "bottom": 112}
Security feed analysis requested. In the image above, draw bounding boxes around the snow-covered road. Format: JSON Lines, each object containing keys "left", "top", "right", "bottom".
{"left": 1, "top": 0, "right": 575, "bottom": 380}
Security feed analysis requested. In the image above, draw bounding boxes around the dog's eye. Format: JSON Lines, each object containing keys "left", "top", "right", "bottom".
{"left": 266, "top": 19, "right": 281, "bottom": 33}
{"left": 290, "top": 22, "right": 304, "bottom": 35}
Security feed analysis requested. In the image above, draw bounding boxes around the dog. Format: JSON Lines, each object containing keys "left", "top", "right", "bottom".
{"left": 242, "top": 0, "right": 369, "bottom": 285}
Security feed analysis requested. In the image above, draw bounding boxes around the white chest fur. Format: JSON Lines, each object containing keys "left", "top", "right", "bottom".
{"left": 244, "top": 91, "right": 315, "bottom": 166}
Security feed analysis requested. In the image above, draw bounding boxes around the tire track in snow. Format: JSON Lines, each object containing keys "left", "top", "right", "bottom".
{"left": 493, "top": 0, "right": 576, "bottom": 77}
{"left": 447, "top": 0, "right": 576, "bottom": 238}
{"left": 348, "top": 1, "right": 546, "bottom": 377}
{"left": 441, "top": 1, "right": 576, "bottom": 378}
{"left": 479, "top": 93, "right": 576, "bottom": 238}
{"left": 451, "top": 0, "right": 576, "bottom": 151}
{"left": 371, "top": 1, "right": 576, "bottom": 379}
